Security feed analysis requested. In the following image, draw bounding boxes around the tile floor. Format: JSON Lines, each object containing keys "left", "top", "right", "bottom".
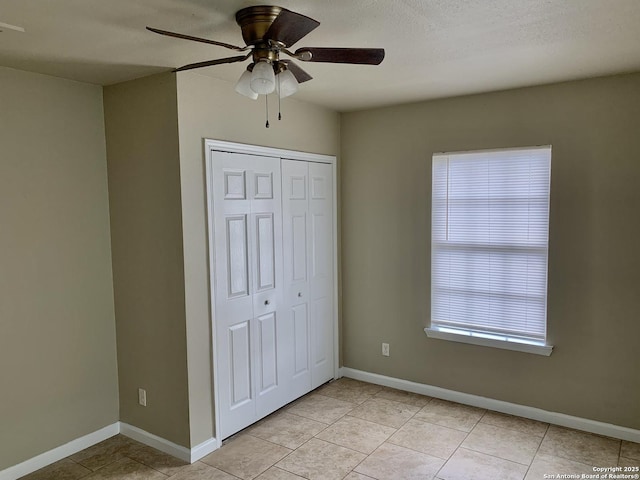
{"left": 21, "top": 378, "right": 640, "bottom": 480}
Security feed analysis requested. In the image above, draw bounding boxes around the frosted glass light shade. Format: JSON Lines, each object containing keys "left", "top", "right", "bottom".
{"left": 250, "top": 60, "right": 275, "bottom": 94}
{"left": 235, "top": 70, "right": 258, "bottom": 99}
{"left": 276, "top": 69, "right": 299, "bottom": 98}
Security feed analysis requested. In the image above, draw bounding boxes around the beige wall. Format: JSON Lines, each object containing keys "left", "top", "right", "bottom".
{"left": 0, "top": 67, "right": 118, "bottom": 469}
{"left": 340, "top": 72, "right": 640, "bottom": 429}
{"left": 175, "top": 71, "right": 340, "bottom": 445}
{"left": 103, "top": 73, "right": 190, "bottom": 447}
{"left": 8, "top": 61, "right": 634, "bottom": 469}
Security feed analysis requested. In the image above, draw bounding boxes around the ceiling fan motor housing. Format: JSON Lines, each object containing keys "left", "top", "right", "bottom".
{"left": 235, "top": 6, "right": 284, "bottom": 46}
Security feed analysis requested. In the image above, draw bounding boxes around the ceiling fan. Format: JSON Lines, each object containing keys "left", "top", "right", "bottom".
{"left": 147, "top": 5, "right": 385, "bottom": 103}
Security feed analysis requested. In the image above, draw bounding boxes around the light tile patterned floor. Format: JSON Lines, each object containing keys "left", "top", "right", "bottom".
{"left": 21, "top": 378, "right": 640, "bottom": 480}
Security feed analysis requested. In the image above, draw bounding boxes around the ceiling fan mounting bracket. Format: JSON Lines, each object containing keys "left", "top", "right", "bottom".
{"left": 235, "top": 5, "right": 283, "bottom": 46}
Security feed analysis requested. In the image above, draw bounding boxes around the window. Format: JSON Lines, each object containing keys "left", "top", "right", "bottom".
{"left": 426, "top": 146, "right": 553, "bottom": 355}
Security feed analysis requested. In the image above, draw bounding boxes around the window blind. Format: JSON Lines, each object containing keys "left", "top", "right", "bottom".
{"left": 431, "top": 146, "right": 551, "bottom": 342}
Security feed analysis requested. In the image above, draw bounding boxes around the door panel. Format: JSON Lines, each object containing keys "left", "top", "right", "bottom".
{"left": 311, "top": 213, "right": 328, "bottom": 279}
{"left": 291, "top": 214, "right": 308, "bottom": 282}
{"left": 226, "top": 215, "right": 250, "bottom": 298}
{"left": 257, "top": 312, "right": 277, "bottom": 393}
{"left": 212, "top": 151, "right": 284, "bottom": 439}
{"left": 224, "top": 170, "right": 246, "bottom": 199}
{"left": 254, "top": 172, "right": 274, "bottom": 199}
{"left": 228, "top": 320, "right": 252, "bottom": 408}
{"left": 255, "top": 213, "right": 275, "bottom": 292}
{"left": 292, "top": 303, "right": 309, "bottom": 377}
{"left": 311, "top": 298, "right": 331, "bottom": 367}
{"left": 290, "top": 175, "right": 306, "bottom": 199}
{"left": 308, "top": 162, "right": 334, "bottom": 388}
{"left": 250, "top": 164, "right": 286, "bottom": 418}
{"left": 282, "top": 160, "right": 311, "bottom": 397}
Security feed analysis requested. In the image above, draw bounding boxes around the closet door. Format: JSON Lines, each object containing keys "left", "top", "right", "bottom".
{"left": 212, "top": 151, "right": 284, "bottom": 439}
{"left": 308, "top": 162, "right": 334, "bottom": 388}
{"left": 282, "top": 160, "right": 334, "bottom": 394}
{"left": 281, "top": 160, "right": 312, "bottom": 398}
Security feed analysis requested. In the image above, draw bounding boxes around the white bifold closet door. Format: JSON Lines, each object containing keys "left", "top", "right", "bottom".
{"left": 211, "top": 150, "right": 334, "bottom": 441}
{"left": 211, "top": 151, "right": 287, "bottom": 438}
{"left": 281, "top": 159, "right": 334, "bottom": 394}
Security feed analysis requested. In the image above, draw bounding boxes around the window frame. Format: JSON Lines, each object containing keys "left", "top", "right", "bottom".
{"left": 425, "top": 146, "right": 553, "bottom": 356}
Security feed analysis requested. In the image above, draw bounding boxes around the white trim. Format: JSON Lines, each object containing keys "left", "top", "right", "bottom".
{"left": 0, "top": 423, "right": 119, "bottom": 480}
{"left": 0, "top": 423, "right": 219, "bottom": 479}
{"left": 434, "top": 144, "right": 552, "bottom": 157}
{"left": 424, "top": 327, "right": 553, "bottom": 356}
{"left": 189, "top": 437, "right": 219, "bottom": 463}
{"left": 120, "top": 423, "right": 217, "bottom": 463}
{"left": 119, "top": 423, "right": 190, "bottom": 463}
{"left": 332, "top": 160, "right": 340, "bottom": 381}
{"left": 204, "top": 144, "right": 223, "bottom": 452}
{"left": 341, "top": 368, "right": 640, "bottom": 443}
{"left": 204, "top": 139, "right": 336, "bottom": 165}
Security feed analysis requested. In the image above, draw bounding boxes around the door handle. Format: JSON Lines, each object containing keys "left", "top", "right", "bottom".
{"left": 297, "top": 292, "right": 303, "bottom": 297}
{"left": 264, "top": 300, "right": 270, "bottom": 305}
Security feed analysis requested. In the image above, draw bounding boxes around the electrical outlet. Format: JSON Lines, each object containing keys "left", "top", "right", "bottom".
{"left": 138, "top": 388, "right": 147, "bottom": 407}
{"left": 382, "top": 342, "right": 390, "bottom": 357}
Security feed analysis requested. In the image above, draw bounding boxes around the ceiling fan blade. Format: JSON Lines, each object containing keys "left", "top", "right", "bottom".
{"left": 295, "top": 47, "right": 385, "bottom": 65}
{"left": 147, "top": 26, "right": 247, "bottom": 51}
{"left": 264, "top": 9, "right": 320, "bottom": 47}
{"left": 280, "top": 61, "right": 313, "bottom": 83}
{"left": 173, "top": 54, "right": 250, "bottom": 72}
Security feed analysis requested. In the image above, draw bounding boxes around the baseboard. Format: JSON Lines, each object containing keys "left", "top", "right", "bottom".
{"left": 339, "top": 367, "right": 640, "bottom": 443}
{"left": 119, "top": 423, "right": 217, "bottom": 463}
{"left": 118, "top": 423, "right": 191, "bottom": 463}
{"left": 189, "top": 437, "right": 219, "bottom": 463}
{"left": 0, "top": 422, "right": 219, "bottom": 480}
{"left": 0, "top": 423, "right": 119, "bottom": 480}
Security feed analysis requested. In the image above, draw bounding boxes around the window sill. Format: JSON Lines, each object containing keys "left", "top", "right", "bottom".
{"left": 424, "top": 327, "right": 553, "bottom": 356}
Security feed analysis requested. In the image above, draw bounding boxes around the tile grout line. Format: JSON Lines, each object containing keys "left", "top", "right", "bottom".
{"left": 617, "top": 436, "right": 623, "bottom": 465}
{"left": 67, "top": 456, "right": 93, "bottom": 480}
{"left": 478, "top": 418, "right": 549, "bottom": 438}
{"left": 522, "top": 422, "right": 551, "bottom": 479}
{"left": 236, "top": 433, "right": 296, "bottom": 477}
{"left": 349, "top": 439, "right": 385, "bottom": 479}
{"left": 133, "top": 456, "right": 170, "bottom": 478}
{"left": 432, "top": 417, "right": 477, "bottom": 479}
{"left": 457, "top": 421, "right": 547, "bottom": 465}
{"left": 456, "top": 444, "right": 536, "bottom": 467}
{"left": 126, "top": 454, "right": 171, "bottom": 478}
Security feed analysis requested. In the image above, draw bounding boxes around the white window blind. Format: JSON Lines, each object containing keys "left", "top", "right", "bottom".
{"left": 431, "top": 146, "right": 551, "bottom": 344}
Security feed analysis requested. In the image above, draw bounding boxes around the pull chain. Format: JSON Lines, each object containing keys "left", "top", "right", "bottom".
{"left": 278, "top": 75, "right": 282, "bottom": 121}
{"left": 265, "top": 94, "right": 270, "bottom": 128}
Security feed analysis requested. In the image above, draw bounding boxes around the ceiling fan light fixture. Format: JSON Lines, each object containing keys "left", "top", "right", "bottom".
{"left": 147, "top": 5, "right": 385, "bottom": 126}
{"left": 235, "top": 69, "right": 259, "bottom": 99}
{"left": 250, "top": 59, "right": 276, "bottom": 95}
{"left": 276, "top": 68, "right": 299, "bottom": 98}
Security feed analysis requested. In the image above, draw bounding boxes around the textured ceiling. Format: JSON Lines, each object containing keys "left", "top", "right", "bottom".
{"left": 1, "top": 0, "right": 640, "bottom": 111}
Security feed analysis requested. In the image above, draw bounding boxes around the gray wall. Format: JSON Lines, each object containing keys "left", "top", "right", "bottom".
{"left": 0, "top": 67, "right": 119, "bottom": 469}
{"left": 340, "top": 72, "right": 640, "bottom": 430}
{"left": 102, "top": 71, "right": 339, "bottom": 448}
{"left": 103, "top": 73, "right": 191, "bottom": 447}
{"left": 4, "top": 60, "right": 637, "bottom": 471}
{"left": 175, "top": 71, "right": 341, "bottom": 445}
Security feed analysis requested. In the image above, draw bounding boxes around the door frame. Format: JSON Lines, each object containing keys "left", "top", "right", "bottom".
{"left": 204, "top": 139, "right": 339, "bottom": 448}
